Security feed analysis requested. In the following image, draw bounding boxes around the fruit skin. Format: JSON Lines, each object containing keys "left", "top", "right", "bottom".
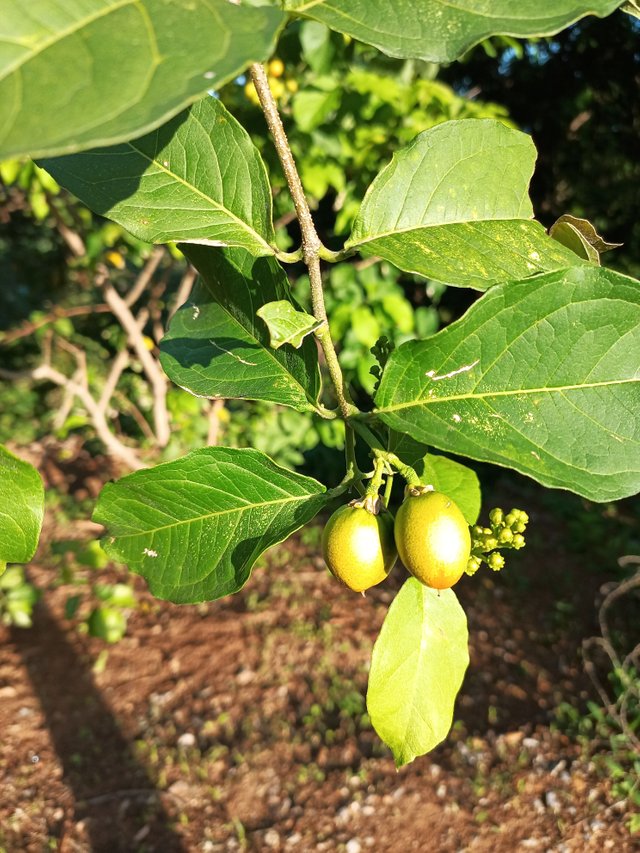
{"left": 394, "top": 491, "right": 471, "bottom": 590}
{"left": 322, "top": 504, "right": 397, "bottom": 593}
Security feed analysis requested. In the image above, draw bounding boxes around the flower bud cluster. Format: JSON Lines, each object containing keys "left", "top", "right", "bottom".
{"left": 465, "top": 508, "right": 529, "bottom": 576}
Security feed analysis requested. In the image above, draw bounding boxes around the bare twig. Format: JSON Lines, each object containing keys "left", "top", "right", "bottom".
{"left": 207, "top": 398, "right": 225, "bottom": 446}
{"left": 1, "top": 304, "right": 112, "bottom": 345}
{"left": 101, "top": 279, "right": 171, "bottom": 447}
{"left": 0, "top": 366, "right": 144, "bottom": 470}
{"left": 582, "top": 563, "right": 640, "bottom": 751}
{"left": 124, "top": 247, "right": 166, "bottom": 307}
{"left": 167, "top": 265, "right": 197, "bottom": 324}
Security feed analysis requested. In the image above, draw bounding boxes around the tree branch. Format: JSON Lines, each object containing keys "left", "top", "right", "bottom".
{"left": 250, "top": 62, "right": 356, "bottom": 420}
{"left": 0, "top": 366, "right": 144, "bottom": 471}
{"left": 101, "top": 279, "right": 171, "bottom": 448}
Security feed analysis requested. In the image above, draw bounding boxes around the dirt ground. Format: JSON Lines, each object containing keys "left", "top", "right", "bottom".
{"left": 0, "top": 445, "right": 637, "bottom": 852}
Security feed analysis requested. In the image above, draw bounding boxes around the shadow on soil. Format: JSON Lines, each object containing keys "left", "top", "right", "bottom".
{"left": 11, "top": 594, "right": 185, "bottom": 853}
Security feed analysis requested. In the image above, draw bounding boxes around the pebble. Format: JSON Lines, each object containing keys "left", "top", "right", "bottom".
{"left": 178, "top": 732, "right": 196, "bottom": 748}
{"left": 264, "top": 829, "right": 280, "bottom": 848}
{"left": 285, "top": 833, "right": 301, "bottom": 846}
{"left": 346, "top": 841, "right": 361, "bottom": 853}
{"left": 544, "top": 791, "right": 561, "bottom": 812}
{"left": 522, "top": 737, "right": 539, "bottom": 750}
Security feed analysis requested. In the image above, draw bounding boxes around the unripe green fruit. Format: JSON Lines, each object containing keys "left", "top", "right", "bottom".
{"left": 394, "top": 491, "right": 471, "bottom": 590}
{"left": 322, "top": 504, "right": 397, "bottom": 593}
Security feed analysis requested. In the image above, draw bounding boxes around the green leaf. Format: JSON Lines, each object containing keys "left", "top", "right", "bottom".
{"left": 283, "top": 1, "right": 621, "bottom": 62}
{"left": 550, "top": 214, "right": 622, "bottom": 264}
{"left": 40, "top": 97, "right": 275, "bottom": 255}
{"left": 0, "top": 445, "right": 44, "bottom": 565}
{"left": 93, "top": 447, "right": 330, "bottom": 603}
{"left": 622, "top": 1, "right": 640, "bottom": 19}
{"left": 389, "top": 435, "right": 481, "bottom": 525}
{"left": 160, "top": 246, "right": 321, "bottom": 411}
{"left": 347, "top": 120, "right": 581, "bottom": 289}
{"left": 292, "top": 88, "right": 341, "bottom": 132}
{"left": 0, "top": 0, "right": 285, "bottom": 159}
{"left": 367, "top": 578, "right": 469, "bottom": 767}
{"left": 375, "top": 266, "right": 640, "bottom": 502}
{"left": 256, "top": 301, "right": 323, "bottom": 349}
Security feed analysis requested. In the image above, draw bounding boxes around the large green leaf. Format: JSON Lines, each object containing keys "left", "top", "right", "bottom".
{"left": 40, "top": 97, "right": 275, "bottom": 255}
{"left": 283, "top": 1, "right": 622, "bottom": 62}
{"left": 0, "top": 0, "right": 284, "bottom": 159}
{"left": 160, "top": 246, "right": 321, "bottom": 411}
{"left": 367, "top": 578, "right": 469, "bottom": 767}
{"left": 347, "top": 120, "right": 581, "bottom": 289}
{"left": 375, "top": 266, "right": 640, "bottom": 502}
{"left": 93, "top": 447, "right": 330, "bottom": 603}
{"left": 0, "top": 445, "right": 44, "bottom": 570}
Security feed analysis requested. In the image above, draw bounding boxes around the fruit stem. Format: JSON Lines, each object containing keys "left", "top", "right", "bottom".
{"left": 382, "top": 473, "right": 394, "bottom": 509}
{"left": 364, "top": 454, "right": 386, "bottom": 501}
{"left": 345, "top": 425, "right": 366, "bottom": 496}
{"left": 374, "top": 449, "right": 421, "bottom": 487}
{"left": 250, "top": 62, "right": 357, "bottom": 421}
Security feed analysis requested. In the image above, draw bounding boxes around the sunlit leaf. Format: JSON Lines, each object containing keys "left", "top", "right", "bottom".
{"left": 367, "top": 578, "right": 469, "bottom": 766}
{"left": 0, "top": 0, "right": 284, "bottom": 159}
{"left": 375, "top": 266, "right": 640, "bottom": 502}
{"left": 94, "top": 447, "right": 330, "bottom": 603}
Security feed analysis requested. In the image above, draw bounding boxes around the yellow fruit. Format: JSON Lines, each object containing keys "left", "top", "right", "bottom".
{"left": 268, "top": 58, "right": 285, "bottom": 78}
{"left": 394, "top": 491, "right": 471, "bottom": 590}
{"left": 322, "top": 504, "right": 397, "bottom": 593}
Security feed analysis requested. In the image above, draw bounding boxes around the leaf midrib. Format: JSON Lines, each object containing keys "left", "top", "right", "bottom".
{"left": 123, "top": 139, "right": 273, "bottom": 254}
{"left": 110, "top": 488, "right": 321, "bottom": 541}
{"left": 376, "top": 376, "right": 639, "bottom": 415}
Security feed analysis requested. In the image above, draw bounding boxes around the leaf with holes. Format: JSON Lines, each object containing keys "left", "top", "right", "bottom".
{"left": 160, "top": 246, "right": 321, "bottom": 411}
{"left": 347, "top": 120, "right": 581, "bottom": 289}
{"left": 93, "top": 447, "right": 331, "bottom": 603}
{"left": 40, "top": 97, "right": 275, "bottom": 255}
{"left": 0, "top": 0, "right": 284, "bottom": 159}
{"left": 375, "top": 266, "right": 640, "bottom": 502}
{"left": 367, "top": 578, "right": 469, "bottom": 767}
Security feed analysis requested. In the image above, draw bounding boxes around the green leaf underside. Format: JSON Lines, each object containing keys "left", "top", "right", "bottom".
{"left": 0, "top": 0, "right": 285, "bottom": 159}
{"left": 550, "top": 221, "right": 600, "bottom": 264}
{"left": 160, "top": 246, "right": 321, "bottom": 411}
{"left": 93, "top": 447, "right": 329, "bottom": 604}
{"left": 389, "top": 436, "right": 481, "bottom": 526}
{"left": 347, "top": 120, "right": 582, "bottom": 288}
{"left": 550, "top": 214, "right": 622, "bottom": 258}
{"left": 283, "top": 1, "right": 622, "bottom": 62}
{"left": 375, "top": 266, "right": 640, "bottom": 503}
{"left": 0, "top": 445, "right": 44, "bottom": 564}
{"left": 367, "top": 579, "right": 469, "bottom": 767}
{"left": 40, "top": 98, "right": 275, "bottom": 254}
{"left": 256, "top": 301, "right": 324, "bottom": 349}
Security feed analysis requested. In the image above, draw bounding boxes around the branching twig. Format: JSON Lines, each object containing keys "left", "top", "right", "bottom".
{"left": 124, "top": 247, "right": 165, "bottom": 307}
{"left": 250, "top": 62, "right": 356, "bottom": 420}
{"left": 0, "top": 304, "right": 111, "bottom": 345}
{"left": 101, "top": 279, "right": 170, "bottom": 447}
{"left": 582, "top": 561, "right": 640, "bottom": 751}
{"left": 0, "top": 365, "right": 144, "bottom": 470}
{"left": 167, "top": 265, "right": 197, "bottom": 324}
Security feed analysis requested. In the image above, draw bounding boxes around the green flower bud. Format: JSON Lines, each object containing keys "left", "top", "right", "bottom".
{"left": 488, "top": 552, "right": 505, "bottom": 571}
{"left": 512, "top": 534, "right": 525, "bottom": 550}
{"left": 498, "top": 528, "right": 514, "bottom": 544}
{"left": 489, "top": 508, "right": 504, "bottom": 526}
{"left": 465, "top": 555, "right": 482, "bottom": 576}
